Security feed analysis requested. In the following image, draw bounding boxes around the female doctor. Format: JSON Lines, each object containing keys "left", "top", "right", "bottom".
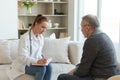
{"left": 19, "top": 15, "right": 52, "bottom": 80}
{"left": 14, "top": 14, "right": 52, "bottom": 80}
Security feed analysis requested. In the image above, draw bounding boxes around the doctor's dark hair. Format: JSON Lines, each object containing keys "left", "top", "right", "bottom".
{"left": 82, "top": 14, "right": 100, "bottom": 29}
{"left": 32, "top": 14, "right": 48, "bottom": 28}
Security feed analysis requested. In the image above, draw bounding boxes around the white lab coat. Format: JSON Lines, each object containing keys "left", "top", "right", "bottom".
{"left": 6, "top": 30, "right": 44, "bottom": 80}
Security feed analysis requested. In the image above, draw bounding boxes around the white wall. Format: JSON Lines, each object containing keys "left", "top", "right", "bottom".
{"left": 0, "top": 0, "right": 18, "bottom": 39}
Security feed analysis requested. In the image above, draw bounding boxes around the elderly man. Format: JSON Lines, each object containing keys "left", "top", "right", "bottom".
{"left": 57, "top": 14, "right": 120, "bottom": 80}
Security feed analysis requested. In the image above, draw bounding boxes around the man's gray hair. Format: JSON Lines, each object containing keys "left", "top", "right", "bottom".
{"left": 82, "top": 14, "right": 100, "bottom": 28}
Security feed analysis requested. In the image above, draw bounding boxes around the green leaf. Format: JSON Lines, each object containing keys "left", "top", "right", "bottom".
{"left": 23, "top": 1, "right": 35, "bottom": 9}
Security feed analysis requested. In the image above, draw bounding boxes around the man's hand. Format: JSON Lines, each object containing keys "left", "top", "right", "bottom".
{"left": 68, "top": 68, "right": 77, "bottom": 75}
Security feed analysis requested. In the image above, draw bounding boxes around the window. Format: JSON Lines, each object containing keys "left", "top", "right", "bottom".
{"left": 77, "top": 0, "right": 120, "bottom": 61}
{"left": 101, "top": 0, "right": 120, "bottom": 61}
{"left": 84, "top": 0, "right": 97, "bottom": 16}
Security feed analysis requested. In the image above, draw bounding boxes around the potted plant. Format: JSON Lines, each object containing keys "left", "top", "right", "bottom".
{"left": 19, "top": 0, "right": 37, "bottom": 14}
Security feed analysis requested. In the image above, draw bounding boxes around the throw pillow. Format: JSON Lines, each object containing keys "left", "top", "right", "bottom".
{"left": 42, "top": 37, "right": 70, "bottom": 63}
{"left": 45, "top": 33, "right": 56, "bottom": 39}
{"left": 49, "top": 33, "right": 56, "bottom": 39}
{"left": 0, "top": 40, "right": 12, "bottom": 64}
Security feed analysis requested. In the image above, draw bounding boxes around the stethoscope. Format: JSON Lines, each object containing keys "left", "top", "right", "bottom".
{"left": 29, "top": 29, "right": 32, "bottom": 56}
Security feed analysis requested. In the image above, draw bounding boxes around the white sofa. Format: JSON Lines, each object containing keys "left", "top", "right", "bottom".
{"left": 0, "top": 39, "right": 82, "bottom": 80}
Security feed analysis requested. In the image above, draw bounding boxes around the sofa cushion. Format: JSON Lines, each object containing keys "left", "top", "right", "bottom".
{"left": 8, "top": 40, "right": 19, "bottom": 60}
{"left": 0, "top": 69, "right": 10, "bottom": 80}
{"left": 68, "top": 41, "right": 83, "bottom": 65}
{"left": 51, "top": 63, "right": 75, "bottom": 80}
{"left": 42, "top": 37, "right": 70, "bottom": 63}
{"left": 15, "top": 74, "right": 34, "bottom": 80}
{"left": 0, "top": 40, "right": 12, "bottom": 64}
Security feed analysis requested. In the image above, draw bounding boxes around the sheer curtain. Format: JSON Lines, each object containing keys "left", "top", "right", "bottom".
{"left": 101, "top": 0, "right": 120, "bottom": 62}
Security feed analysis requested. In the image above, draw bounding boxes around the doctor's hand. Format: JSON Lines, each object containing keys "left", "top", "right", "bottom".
{"left": 37, "top": 58, "right": 47, "bottom": 65}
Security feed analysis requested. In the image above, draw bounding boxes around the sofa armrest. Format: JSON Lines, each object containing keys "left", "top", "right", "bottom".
{"left": 68, "top": 41, "right": 83, "bottom": 65}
